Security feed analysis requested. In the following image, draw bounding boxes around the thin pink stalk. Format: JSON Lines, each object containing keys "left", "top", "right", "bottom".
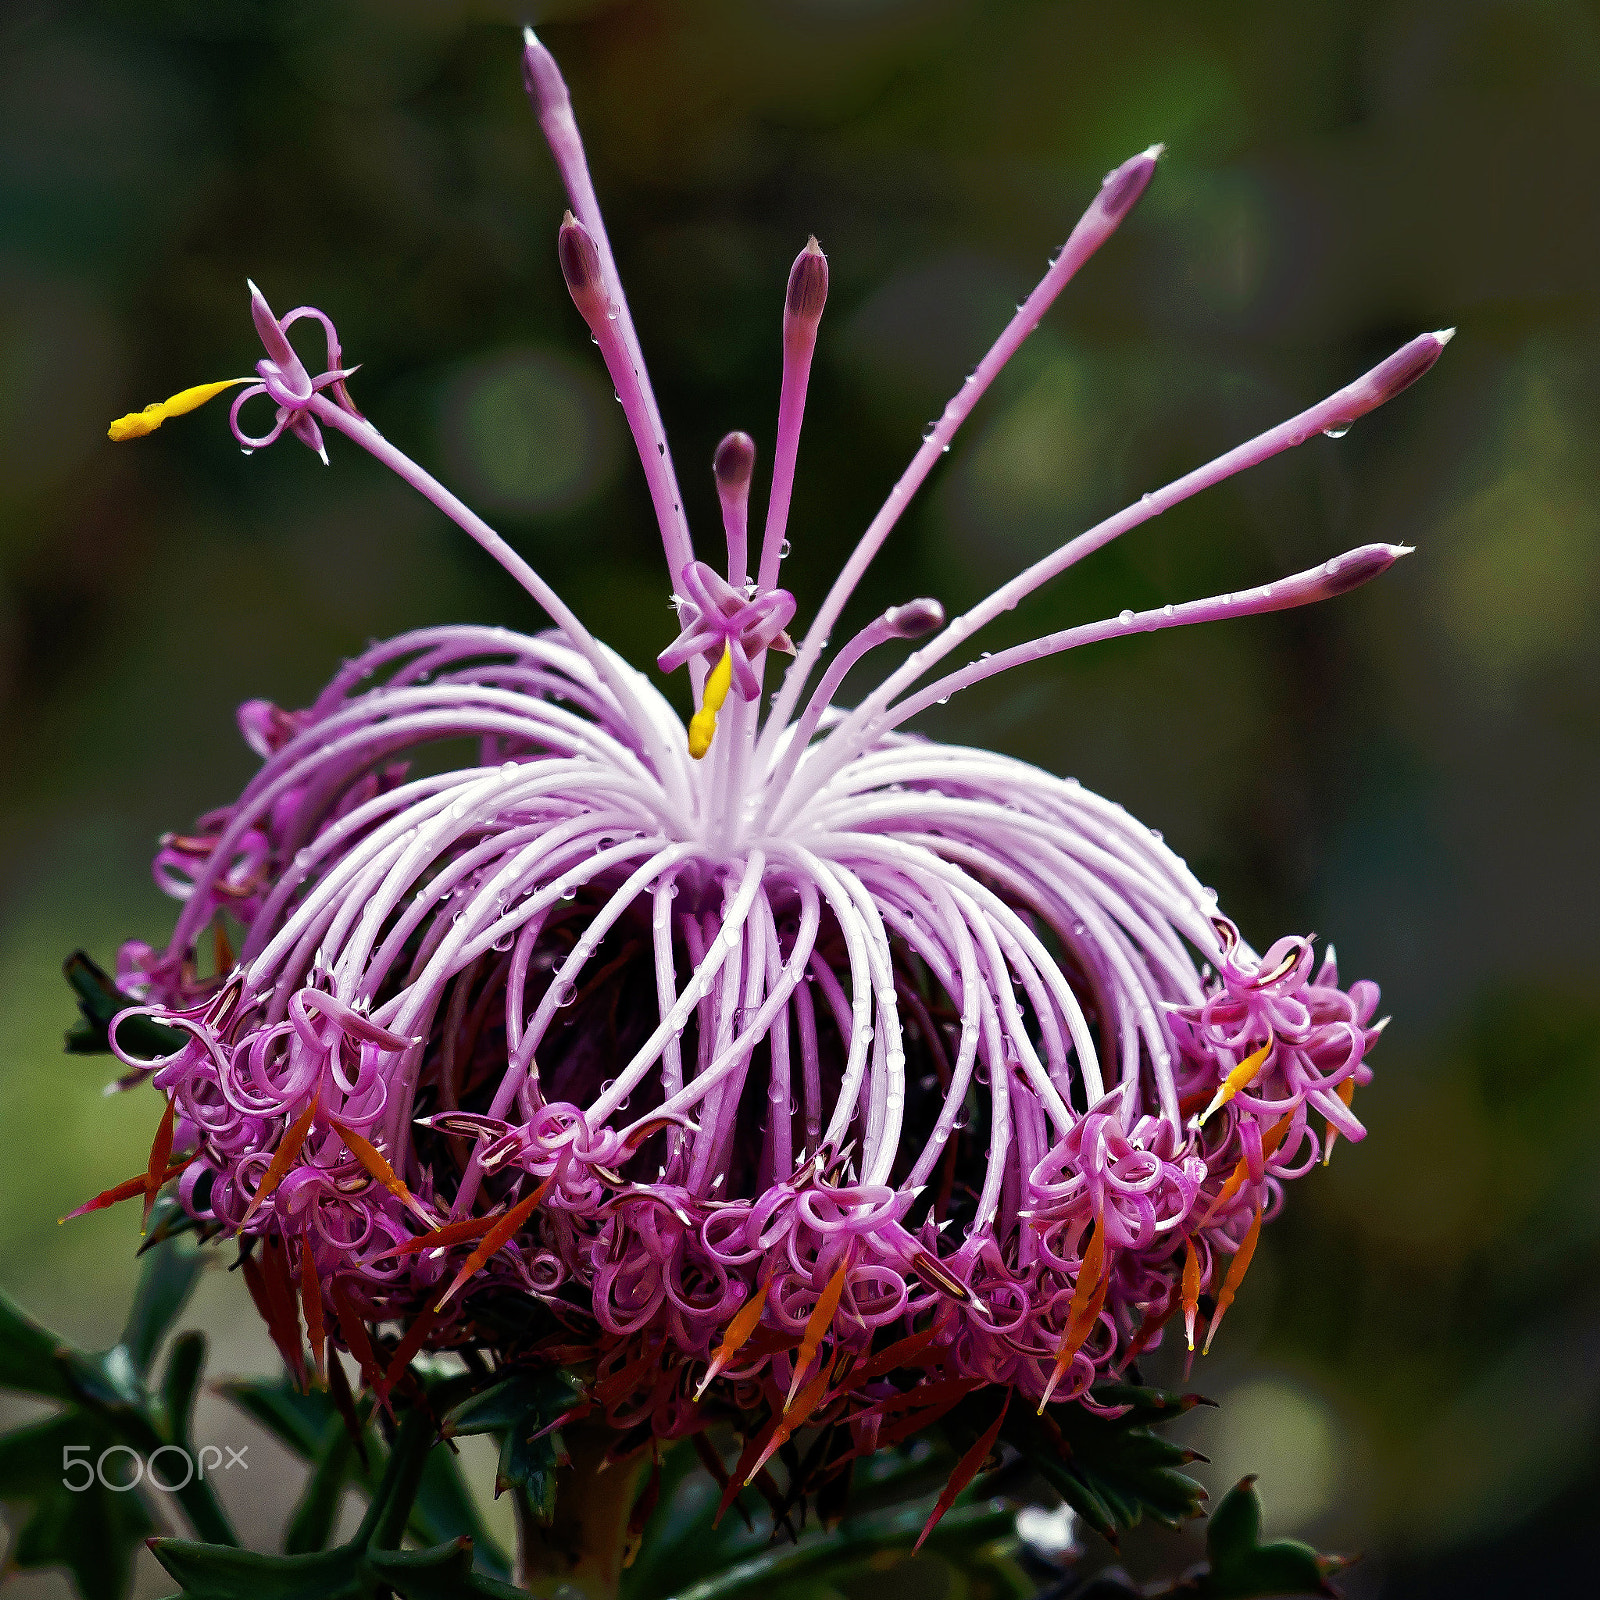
{"left": 884, "top": 543, "right": 1412, "bottom": 730}
{"left": 522, "top": 29, "right": 695, "bottom": 589}
{"left": 715, "top": 431, "right": 756, "bottom": 587}
{"left": 306, "top": 393, "right": 693, "bottom": 819}
{"left": 760, "top": 599, "right": 944, "bottom": 826}
{"left": 759, "top": 144, "right": 1163, "bottom": 757}
{"left": 775, "top": 330, "right": 1452, "bottom": 821}
{"left": 757, "top": 239, "right": 829, "bottom": 592}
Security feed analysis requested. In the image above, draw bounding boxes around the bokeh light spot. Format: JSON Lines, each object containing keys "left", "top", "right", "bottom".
{"left": 438, "top": 345, "right": 621, "bottom": 520}
{"left": 1205, "top": 1377, "right": 1342, "bottom": 1533}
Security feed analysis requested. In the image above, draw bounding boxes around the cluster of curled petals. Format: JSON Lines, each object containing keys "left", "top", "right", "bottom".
{"left": 109, "top": 624, "right": 1382, "bottom": 1423}
{"left": 657, "top": 559, "right": 797, "bottom": 699}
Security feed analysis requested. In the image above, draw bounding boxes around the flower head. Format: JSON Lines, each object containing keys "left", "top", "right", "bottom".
{"left": 102, "top": 29, "right": 1443, "bottom": 1439}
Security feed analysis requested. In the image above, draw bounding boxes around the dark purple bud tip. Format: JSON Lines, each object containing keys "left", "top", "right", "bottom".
{"left": 558, "top": 213, "right": 606, "bottom": 321}
{"left": 713, "top": 431, "right": 756, "bottom": 490}
{"left": 1316, "top": 543, "right": 1410, "bottom": 599}
{"left": 1330, "top": 329, "right": 1454, "bottom": 431}
{"left": 884, "top": 598, "right": 946, "bottom": 639}
{"left": 1098, "top": 144, "right": 1163, "bottom": 221}
{"left": 785, "top": 237, "right": 829, "bottom": 327}
{"left": 1369, "top": 328, "right": 1454, "bottom": 410}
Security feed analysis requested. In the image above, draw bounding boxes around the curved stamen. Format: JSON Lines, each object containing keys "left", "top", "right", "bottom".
{"left": 688, "top": 643, "right": 735, "bottom": 760}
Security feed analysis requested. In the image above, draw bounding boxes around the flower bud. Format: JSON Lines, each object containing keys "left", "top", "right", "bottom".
{"left": 558, "top": 212, "right": 607, "bottom": 324}
{"left": 784, "top": 237, "right": 829, "bottom": 344}
{"left": 884, "top": 598, "right": 946, "bottom": 639}
{"left": 1321, "top": 329, "right": 1454, "bottom": 434}
{"left": 713, "top": 431, "right": 756, "bottom": 492}
{"left": 1311, "top": 542, "right": 1410, "bottom": 599}
{"left": 1097, "top": 144, "right": 1163, "bottom": 222}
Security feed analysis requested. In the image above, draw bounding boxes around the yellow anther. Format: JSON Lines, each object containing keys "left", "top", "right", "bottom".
{"left": 108, "top": 378, "right": 248, "bottom": 442}
{"left": 1195, "top": 1035, "right": 1273, "bottom": 1127}
{"left": 687, "top": 642, "right": 735, "bottom": 759}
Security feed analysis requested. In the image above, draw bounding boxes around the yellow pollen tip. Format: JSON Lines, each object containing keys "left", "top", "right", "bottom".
{"left": 687, "top": 643, "right": 735, "bottom": 760}
{"left": 108, "top": 378, "right": 248, "bottom": 442}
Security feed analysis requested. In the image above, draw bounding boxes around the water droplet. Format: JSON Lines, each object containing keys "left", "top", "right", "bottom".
{"left": 779, "top": 539, "right": 792, "bottom": 558}
{"left": 1162, "top": 603, "right": 1175, "bottom": 618}
{"left": 560, "top": 886, "right": 578, "bottom": 901}
{"left": 555, "top": 982, "right": 577, "bottom": 1007}
{"left": 979, "top": 651, "right": 992, "bottom": 660}
{"left": 1119, "top": 609, "right": 1135, "bottom": 625}
{"left": 936, "top": 694, "right": 950, "bottom": 705}
{"left": 1323, "top": 423, "right": 1350, "bottom": 439}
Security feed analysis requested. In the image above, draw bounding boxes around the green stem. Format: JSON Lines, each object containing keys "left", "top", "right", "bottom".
{"left": 672, "top": 1500, "right": 1017, "bottom": 1600}
{"left": 515, "top": 1426, "right": 650, "bottom": 1600}
{"left": 362, "top": 1405, "right": 437, "bottom": 1550}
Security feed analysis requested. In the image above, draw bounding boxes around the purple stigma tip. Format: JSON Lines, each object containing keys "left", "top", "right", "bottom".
{"left": 885, "top": 598, "right": 946, "bottom": 639}
{"left": 714, "top": 431, "right": 756, "bottom": 489}
{"left": 1316, "top": 543, "right": 1405, "bottom": 598}
{"left": 1099, "top": 148, "right": 1160, "bottom": 221}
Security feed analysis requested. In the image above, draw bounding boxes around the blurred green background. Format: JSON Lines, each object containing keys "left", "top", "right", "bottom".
{"left": 2, "top": 0, "right": 1598, "bottom": 1594}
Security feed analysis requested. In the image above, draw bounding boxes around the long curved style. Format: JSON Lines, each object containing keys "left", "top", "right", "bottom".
{"left": 106, "top": 29, "right": 1440, "bottom": 1428}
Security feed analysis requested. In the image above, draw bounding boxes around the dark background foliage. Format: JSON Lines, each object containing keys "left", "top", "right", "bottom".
{"left": 2, "top": 0, "right": 1597, "bottom": 1596}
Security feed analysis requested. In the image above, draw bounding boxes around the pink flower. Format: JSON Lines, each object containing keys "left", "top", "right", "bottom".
{"left": 105, "top": 28, "right": 1441, "bottom": 1432}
